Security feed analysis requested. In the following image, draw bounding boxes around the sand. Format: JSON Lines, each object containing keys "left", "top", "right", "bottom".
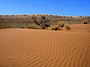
{"left": 0, "top": 25, "right": 90, "bottom": 67}
{"left": 70, "top": 24, "right": 90, "bottom": 32}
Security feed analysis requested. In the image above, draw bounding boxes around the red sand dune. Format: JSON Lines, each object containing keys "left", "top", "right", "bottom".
{"left": 0, "top": 25, "right": 90, "bottom": 67}
{"left": 69, "top": 24, "right": 90, "bottom": 32}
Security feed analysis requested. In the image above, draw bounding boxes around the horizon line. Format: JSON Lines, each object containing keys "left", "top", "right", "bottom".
{"left": 0, "top": 14, "right": 90, "bottom": 17}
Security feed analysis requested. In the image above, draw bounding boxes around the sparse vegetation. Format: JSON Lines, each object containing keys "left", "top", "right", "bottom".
{"left": 27, "top": 24, "right": 40, "bottom": 29}
{"left": 0, "top": 14, "right": 90, "bottom": 30}
{"left": 51, "top": 25, "right": 60, "bottom": 31}
{"left": 57, "top": 22, "right": 65, "bottom": 28}
{"left": 83, "top": 21, "right": 88, "bottom": 24}
{"left": 40, "top": 23, "right": 50, "bottom": 29}
{"left": 65, "top": 24, "right": 70, "bottom": 30}
{"left": 82, "top": 19, "right": 88, "bottom": 24}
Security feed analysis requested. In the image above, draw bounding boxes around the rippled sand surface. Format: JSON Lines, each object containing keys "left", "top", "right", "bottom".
{"left": 0, "top": 28, "right": 90, "bottom": 67}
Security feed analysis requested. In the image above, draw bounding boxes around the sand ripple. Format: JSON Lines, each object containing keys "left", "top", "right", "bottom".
{"left": 0, "top": 29, "right": 90, "bottom": 67}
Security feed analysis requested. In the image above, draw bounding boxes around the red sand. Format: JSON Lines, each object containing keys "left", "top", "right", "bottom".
{"left": 0, "top": 24, "right": 90, "bottom": 67}
{"left": 69, "top": 24, "right": 90, "bottom": 32}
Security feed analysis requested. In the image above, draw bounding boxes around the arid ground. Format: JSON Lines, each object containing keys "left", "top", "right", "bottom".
{"left": 0, "top": 24, "right": 90, "bottom": 67}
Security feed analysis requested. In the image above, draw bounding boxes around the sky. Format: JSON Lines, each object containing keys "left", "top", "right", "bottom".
{"left": 0, "top": 0, "right": 90, "bottom": 16}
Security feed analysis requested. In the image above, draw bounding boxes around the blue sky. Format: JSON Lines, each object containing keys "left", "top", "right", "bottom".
{"left": 0, "top": 0, "right": 90, "bottom": 16}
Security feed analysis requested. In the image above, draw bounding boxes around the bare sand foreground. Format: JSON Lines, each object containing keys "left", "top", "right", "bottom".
{"left": 0, "top": 25, "right": 90, "bottom": 67}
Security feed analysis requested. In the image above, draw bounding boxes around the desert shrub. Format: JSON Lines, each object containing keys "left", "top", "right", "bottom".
{"left": 0, "top": 26, "right": 6, "bottom": 29}
{"left": 0, "top": 23, "right": 14, "bottom": 29}
{"left": 83, "top": 21, "right": 88, "bottom": 24}
{"left": 82, "top": 20, "right": 88, "bottom": 24}
{"left": 65, "top": 24, "right": 70, "bottom": 30}
{"left": 51, "top": 25, "right": 60, "bottom": 31}
{"left": 59, "top": 23, "right": 64, "bottom": 28}
{"left": 19, "top": 26, "right": 26, "bottom": 28}
{"left": 27, "top": 24, "right": 40, "bottom": 29}
{"left": 31, "top": 15, "right": 51, "bottom": 26}
{"left": 56, "top": 21, "right": 65, "bottom": 28}
{"left": 31, "top": 15, "right": 42, "bottom": 25}
{"left": 40, "top": 23, "right": 50, "bottom": 29}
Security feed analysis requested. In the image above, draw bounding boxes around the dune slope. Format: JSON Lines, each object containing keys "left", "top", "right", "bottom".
{"left": 0, "top": 29, "right": 90, "bottom": 67}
